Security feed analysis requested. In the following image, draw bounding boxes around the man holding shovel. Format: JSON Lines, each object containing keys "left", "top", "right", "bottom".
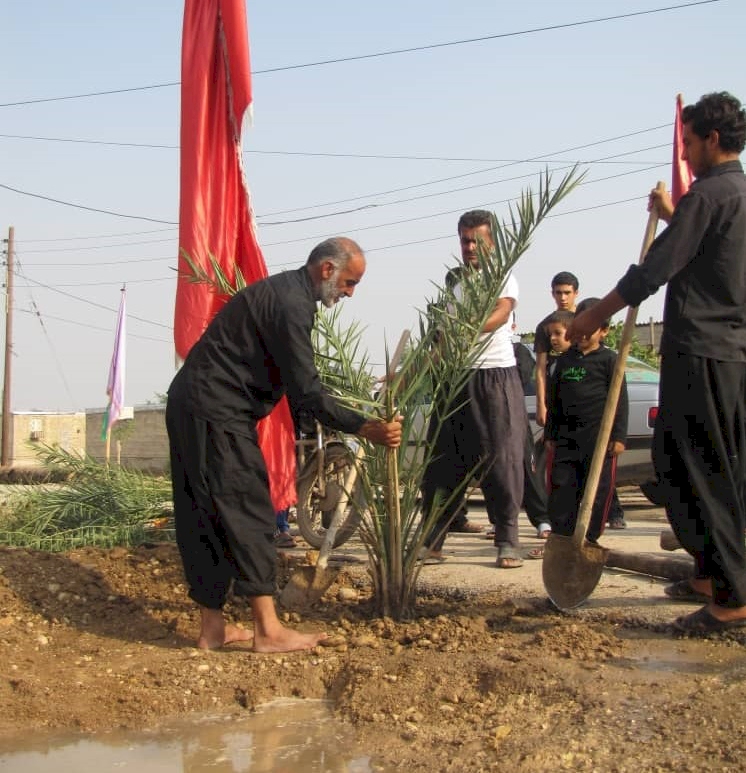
{"left": 167, "top": 237, "right": 402, "bottom": 651}
{"left": 568, "top": 91, "right": 746, "bottom": 633}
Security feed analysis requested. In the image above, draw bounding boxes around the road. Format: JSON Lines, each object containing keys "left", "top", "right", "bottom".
{"left": 326, "top": 485, "right": 698, "bottom": 626}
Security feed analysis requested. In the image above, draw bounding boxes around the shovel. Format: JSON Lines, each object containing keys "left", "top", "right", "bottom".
{"left": 280, "top": 330, "right": 410, "bottom": 609}
{"left": 543, "top": 181, "right": 665, "bottom": 610}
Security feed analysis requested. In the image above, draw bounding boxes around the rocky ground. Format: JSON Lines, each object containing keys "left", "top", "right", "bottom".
{"left": 1, "top": 533, "right": 745, "bottom": 771}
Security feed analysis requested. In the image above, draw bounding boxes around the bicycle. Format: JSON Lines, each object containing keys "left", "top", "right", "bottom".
{"left": 294, "top": 421, "right": 365, "bottom": 549}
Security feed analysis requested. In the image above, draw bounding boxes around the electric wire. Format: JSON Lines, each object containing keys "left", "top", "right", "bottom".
{"left": 13, "top": 255, "right": 76, "bottom": 405}
{"left": 0, "top": 0, "right": 721, "bottom": 107}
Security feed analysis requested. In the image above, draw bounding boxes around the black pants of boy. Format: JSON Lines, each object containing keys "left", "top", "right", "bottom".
{"left": 654, "top": 354, "right": 746, "bottom": 608}
{"left": 423, "top": 366, "right": 525, "bottom": 551}
{"left": 166, "top": 399, "right": 277, "bottom": 609}
{"left": 547, "top": 440, "right": 617, "bottom": 543}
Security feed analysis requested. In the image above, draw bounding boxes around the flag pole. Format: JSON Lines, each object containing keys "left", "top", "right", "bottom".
{"left": 103, "top": 285, "right": 126, "bottom": 466}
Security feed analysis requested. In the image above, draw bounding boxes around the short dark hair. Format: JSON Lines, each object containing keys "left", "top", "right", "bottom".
{"left": 457, "top": 209, "right": 493, "bottom": 233}
{"left": 544, "top": 309, "right": 575, "bottom": 329}
{"left": 683, "top": 92, "right": 746, "bottom": 153}
{"left": 306, "top": 237, "right": 363, "bottom": 269}
{"left": 551, "top": 271, "right": 579, "bottom": 291}
{"left": 575, "top": 297, "right": 611, "bottom": 328}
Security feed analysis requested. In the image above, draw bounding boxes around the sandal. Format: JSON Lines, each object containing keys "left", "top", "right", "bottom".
{"left": 673, "top": 606, "right": 746, "bottom": 633}
{"left": 496, "top": 547, "right": 523, "bottom": 569}
{"left": 526, "top": 546, "right": 545, "bottom": 560}
{"left": 275, "top": 533, "right": 297, "bottom": 548}
{"left": 418, "top": 548, "right": 447, "bottom": 565}
{"left": 664, "top": 579, "right": 711, "bottom": 603}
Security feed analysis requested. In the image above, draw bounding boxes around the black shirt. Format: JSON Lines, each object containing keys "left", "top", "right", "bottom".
{"left": 168, "top": 266, "right": 365, "bottom": 435}
{"left": 616, "top": 160, "right": 746, "bottom": 361}
{"left": 545, "top": 344, "right": 628, "bottom": 448}
{"left": 533, "top": 312, "right": 554, "bottom": 355}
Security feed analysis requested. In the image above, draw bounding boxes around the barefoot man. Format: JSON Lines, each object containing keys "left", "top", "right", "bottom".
{"left": 167, "top": 237, "right": 402, "bottom": 651}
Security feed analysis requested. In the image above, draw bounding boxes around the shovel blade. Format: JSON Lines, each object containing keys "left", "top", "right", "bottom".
{"left": 279, "top": 565, "right": 338, "bottom": 611}
{"left": 542, "top": 533, "right": 609, "bottom": 611}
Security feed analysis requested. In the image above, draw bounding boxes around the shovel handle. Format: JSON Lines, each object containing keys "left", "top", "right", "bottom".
{"left": 573, "top": 181, "right": 665, "bottom": 545}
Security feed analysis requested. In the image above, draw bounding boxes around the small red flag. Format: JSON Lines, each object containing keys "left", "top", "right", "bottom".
{"left": 672, "top": 93, "right": 694, "bottom": 206}
{"left": 176, "top": 0, "right": 296, "bottom": 510}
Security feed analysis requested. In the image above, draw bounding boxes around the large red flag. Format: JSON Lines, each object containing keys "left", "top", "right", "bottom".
{"left": 176, "top": 0, "right": 296, "bottom": 510}
{"left": 672, "top": 93, "right": 694, "bottom": 206}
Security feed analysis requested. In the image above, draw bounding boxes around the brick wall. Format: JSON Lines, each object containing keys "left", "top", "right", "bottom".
{"left": 86, "top": 405, "right": 169, "bottom": 473}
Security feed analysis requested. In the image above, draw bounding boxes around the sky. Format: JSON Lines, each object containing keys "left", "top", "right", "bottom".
{"left": 1, "top": 0, "right": 744, "bottom": 412}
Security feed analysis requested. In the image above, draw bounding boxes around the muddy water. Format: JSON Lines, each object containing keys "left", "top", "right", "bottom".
{"left": 0, "top": 698, "right": 388, "bottom": 772}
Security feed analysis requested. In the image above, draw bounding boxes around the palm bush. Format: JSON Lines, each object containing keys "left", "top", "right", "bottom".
{"left": 0, "top": 444, "right": 173, "bottom": 551}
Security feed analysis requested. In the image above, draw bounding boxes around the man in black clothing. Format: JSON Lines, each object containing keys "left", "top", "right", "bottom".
{"left": 570, "top": 91, "right": 746, "bottom": 632}
{"left": 167, "top": 237, "right": 402, "bottom": 651}
{"left": 545, "top": 298, "right": 628, "bottom": 543}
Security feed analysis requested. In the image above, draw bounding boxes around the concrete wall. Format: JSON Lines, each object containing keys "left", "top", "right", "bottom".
{"left": 11, "top": 412, "right": 87, "bottom": 467}
{"left": 85, "top": 405, "right": 169, "bottom": 472}
{"left": 634, "top": 318, "right": 664, "bottom": 351}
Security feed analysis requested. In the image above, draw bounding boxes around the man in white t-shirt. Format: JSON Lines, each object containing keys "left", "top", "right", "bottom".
{"left": 422, "top": 210, "right": 527, "bottom": 568}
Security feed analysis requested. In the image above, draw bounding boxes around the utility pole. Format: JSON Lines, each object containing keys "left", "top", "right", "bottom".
{"left": 1, "top": 227, "right": 13, "bottom": 468}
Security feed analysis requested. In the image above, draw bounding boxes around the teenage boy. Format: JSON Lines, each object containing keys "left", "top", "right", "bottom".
{"left": 534, "top": 272, "right": 579, "bottom": 428}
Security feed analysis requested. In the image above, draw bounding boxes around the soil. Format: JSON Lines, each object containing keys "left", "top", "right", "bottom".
{"left": 1, "top": 541, "right": 745, "bottom": 771}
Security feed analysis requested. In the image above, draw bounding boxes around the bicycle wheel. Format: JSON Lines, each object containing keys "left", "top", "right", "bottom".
{"left": 295, "top": 443, "right": 365, "bottom": 549}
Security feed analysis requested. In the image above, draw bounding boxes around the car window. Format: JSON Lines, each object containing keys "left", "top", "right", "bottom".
{"left": 521, "top": 344, "right": 658, "bottom": 394}
{"left": 624, "top": 354, "right": 659, "bottom": 383}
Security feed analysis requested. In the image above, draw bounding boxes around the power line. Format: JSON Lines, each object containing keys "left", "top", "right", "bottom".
{"left": 0, "top": 131, "right": 666, "bottom": 165}
{"left": 20, "top": 239, "right": 177, "bottom": 254}
{"left": 0, "top": 1, "right": 721, "bottom": 107}
{"left": 13, "top": 161, "right": 666, "bottom": 273}
{"left": 16, "top": 308, "right": 172, "bottom": 343}
{"left": 255, "top": 128, "right": 671, "bottom": 219}
{"left": 15, "top": 275, "right": 173, "bottom": 287}
{"left": 13, "top": 255, "right": 76, "bottom": 405}
{"left": 363, "top": 195, "right": 648, "bottom": 253}
{"left": 16, "top": 272, "right": 172, "bottom": 330}
{"left": 19, "top": 227, "right": 177, "bottom": 244}
{"left": 0, "top": 128, "right": 670, "bottom": 230}
{"left": 0, "top": 182, "right": 177, "bottom": 225}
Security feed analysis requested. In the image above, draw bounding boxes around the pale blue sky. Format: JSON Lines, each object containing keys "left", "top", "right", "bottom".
{"left": 2, "top": 0, "right": 744, "bottom": 411}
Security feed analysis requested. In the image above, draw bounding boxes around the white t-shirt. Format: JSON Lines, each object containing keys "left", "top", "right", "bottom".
{"left": 453, "top": 271, "right": 519, "bottom": 369}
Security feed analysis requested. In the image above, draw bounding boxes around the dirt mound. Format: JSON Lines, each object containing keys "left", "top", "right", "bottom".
{"left": 0, "top": 543, "right": 744, "bottom": 771}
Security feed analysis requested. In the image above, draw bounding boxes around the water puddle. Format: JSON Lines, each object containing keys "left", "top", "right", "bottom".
{"left": 0, "top": 699, "right": 388, "bottom": 772}
{"left": 615, "top": 630, "right": 746, "bottom": 678}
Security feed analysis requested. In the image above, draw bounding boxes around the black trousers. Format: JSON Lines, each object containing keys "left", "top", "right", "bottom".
{"left": 654, "top": 354, "right": 746, "bottom": 607}
{"left": 423, "top": 366, "right": 525, "bottom": 550}
{"left": 166, "top": 399, "right": 277, "bottom": 609}
{"left": 547, "top": 440, "right": 617, "bottom": 543}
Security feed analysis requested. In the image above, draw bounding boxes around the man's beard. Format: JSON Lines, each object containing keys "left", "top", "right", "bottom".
{"left": 319, "top": 270, "right": 341, "bottom": 308}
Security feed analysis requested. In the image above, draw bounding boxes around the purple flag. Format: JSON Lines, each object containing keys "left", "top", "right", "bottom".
{"left": 101, "top": 288, "right": 126, "bottom": 440}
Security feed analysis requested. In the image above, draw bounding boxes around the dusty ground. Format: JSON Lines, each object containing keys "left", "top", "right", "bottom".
{"left": 0, "top": 538, "right": 745, "bottom": 771}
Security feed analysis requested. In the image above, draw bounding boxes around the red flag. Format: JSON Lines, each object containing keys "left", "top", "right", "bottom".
{"left": 176, "top": 0, "right": 296, "bottom": 510}
{"left": 672, "top": 93, "right": 694, "bottom": 206}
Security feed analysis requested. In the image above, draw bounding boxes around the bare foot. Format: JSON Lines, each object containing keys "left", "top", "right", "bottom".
{"left": 253, "top": 625, "right": 328, "bottom": 653}
{"left": 197, "top": 606, "right": 253, "bottom": 650}
{"left": 197, "top": 624, "right": 254, "bottom": 650}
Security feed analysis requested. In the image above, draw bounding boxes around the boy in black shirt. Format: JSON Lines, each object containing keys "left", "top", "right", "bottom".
{"left": 545, "top": 298, "right": 628, "bottom": 543}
